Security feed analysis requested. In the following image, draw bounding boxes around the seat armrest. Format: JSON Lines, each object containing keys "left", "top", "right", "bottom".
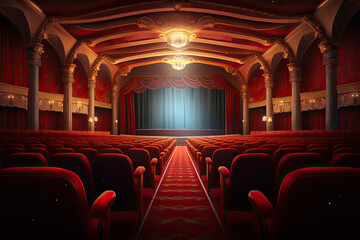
{"left": 150, "top": 158, "right": 158, "bottom": 166}
{"left": 90, "top": 190, "right": 116, "bottom": 219}
{"left": 134, "top": 166, "right": 145, "bottom": 179}
{"left": 205, "top": 157, "right": 212, "bottom": 165}
{"left": 218, "top": 166, "right": 230, "bottom": 179}
{"left": 196, "top": 152, "right": 202, "bottom": 165}
{"left": 248, "top": 190, "right": 275, "bottom": 219}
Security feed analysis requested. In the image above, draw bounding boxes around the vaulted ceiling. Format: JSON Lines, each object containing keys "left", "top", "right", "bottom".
{"left": 31, "top": 0, "right": 327, "bottom": 71}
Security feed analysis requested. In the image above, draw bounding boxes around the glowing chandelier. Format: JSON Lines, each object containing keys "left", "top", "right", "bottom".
{"left": 162, "top": 56, "right": 195, "bottom": 70}
{"left": 160, "top": 31, "right": 196, "bottom": 49}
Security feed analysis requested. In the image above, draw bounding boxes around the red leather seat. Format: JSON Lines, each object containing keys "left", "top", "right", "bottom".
{"left": 115, "top": 144, "right": 136, "bottom": 154}
{"left": 197, "top": 146, "right": 220, "bottom": 176}
{"left": 144, "top": 146, "right": 165, "bottom": 176}
{"left": 0, "top": 167, "right": 115, "bottom": 240}
{"left": 219, "top": 153, "right": 274, "bottom": 223}
{"left": 92, "top": 153, "right": 145, "bottom": 225}
{"left": 77, "top": 147, "right": 98, "bottom": 167}
{"left": 245, "top": 147, "right": 273, "bottom": 156}
{"left": 249, "top": 167, "right": 360, "bottom": 240}
{"left": 272, "top": 148, "right": 304, "bottom": 169}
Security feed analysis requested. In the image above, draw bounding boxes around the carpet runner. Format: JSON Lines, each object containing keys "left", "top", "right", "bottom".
{"left": 137, "top": 146, "right": 226, "bottom": 240}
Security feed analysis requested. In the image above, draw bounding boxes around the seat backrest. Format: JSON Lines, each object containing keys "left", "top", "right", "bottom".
{"left": 0, "top": 167, "right": 91, "bottom": 240}
{"left": 330, "top": 153, "right": 360, "bottom": 168}
{"left": 144, "top": 146, "right": 162, "bottom": 174}
{"left": 199, "top": 146, "right": 220, "bottom": 175}
{"left": 77, "top": 147, "right": 98, "bottom": 167}
{"left": 98, "top": 148, "right": 122, "bottom": 154}
{"left": 332, "top": 147, "right": 360, "bottom": 157}
{"left": 126, "top": 148, "right": 154, "bottom": 189}
{"left": 28, "top": 147, "right": 50, "bottom": 160}
{"left": 245, "top": 147, "right": 273, "bottom": 156}
{"left": 273, "top": 152, "right": 327, "bottom": 204}
{"left": 4, "top": 152, "right": 48, "bottom": 168}
{"left": 92, "top": 153, "right": 137, "bottom": 212}
{"left": 115, "top": 144, "right": 136, "bottom": 154}
{"left": 49, "top": 153, "right": 95, "bottom": 205}
{"left": 306, "top": 147, "right": 332, "bottom": 162}
{"left": 209, "top": 148, "right": 240, "bottom": 189}
{"left": 229, "top": 153, "right": 274, "bottom": 211}
{"left": 274, "top": 167, "right": 360, "bottom": 240}
{"left": 272, "top": 148, "right": 304, "bottom": 169}
{"left": 279, "top": 144, "right": 307, "bottom": 151}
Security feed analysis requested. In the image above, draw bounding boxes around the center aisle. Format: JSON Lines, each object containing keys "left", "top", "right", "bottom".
{"left": 137, "top": 146, "right": 227, "bottom": 239}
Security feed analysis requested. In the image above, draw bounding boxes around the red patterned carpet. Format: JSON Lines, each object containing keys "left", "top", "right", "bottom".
{"left": 137, "top": 146, "right": 226, "bottom": 240}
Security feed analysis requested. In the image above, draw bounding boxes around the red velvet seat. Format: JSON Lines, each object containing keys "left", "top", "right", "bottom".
{"left": 28, "top": 147, "right": 50, "bottom": 160}
{"left": 49, "top": 153, "right": 95, "bottom": 205}
{"left": 249, "top": 167, "right": 360, "bottom": 240}
{"left": 229, "top": 145, "right": 248, "bottom": 154}
{"left": 206, "top": 148, "right": 240, "bottom": 195}
{"left": 272, "top": 152, "right": 327, "bottom": 205}
{"left": 115, "top": 144, "right": 136, "bottom": 154}
{"left": 4, "top": 152, "right": 48, "bottom": 168}
{"left": 126, "top": 148, "right": 157, "bottom": 193}
{"left": 144, "top": 146, "right": 165, "bottom": 176}
{"left": 219, "top": 153, "right": 274, "bottom": 223}
{"left": 272, "top": 148, "right": 304, "bottom": 169}
{"left": 330, "top": 153, "right": 360, "bottom": 168}
{"left": 197, "top": 146, "right": 220, "bottom": 176}
{"left": 98, "top": 148, "right": 122, "bottom": 154}
{"left": 306, "top": 147, "right": 332, "bottom": 162}
{"left": 92, "top": 153, "right": 145, "bottom": 225}
{"left": 0, "top": 167, "right": 115, "bottom": 240}
{"left": 77, "top": 147, "right": 98, "bottom": 167}
{"left": 332, "top": 147, "right": 360, "bottom": 157}
{"left": 279, "top": 143, "right": 307, "bottom": 151}
{"left": 245, "top": 147, "right": 273, "bottom": 156}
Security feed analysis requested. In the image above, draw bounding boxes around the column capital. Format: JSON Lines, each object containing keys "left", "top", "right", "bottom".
{"left": 87, "top": 79, "right": 96, "bottom": 89}
{"left": 318, "top": 40, "right": 337, "bottom": 54}
{"left": 25, "top": 43, "right": 44, "bottom": 67}
{"left": 62, "top": 64, "right": 76, "bottom": 84}
{"left": 287, "top": 63, "right": 301, "bottom": 73}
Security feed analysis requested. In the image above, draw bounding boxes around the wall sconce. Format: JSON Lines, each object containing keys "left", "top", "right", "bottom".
{"left": 351, "top": 93, "right": 359, "bottom": 104}
{"left": 48, "top": 100, "right": 55, "bottom": 110}
{"left": 162, "top": 56, "right": 195, "bottom": 70}
{"left": 262, "top": 116, "right": 267, "bottom": 122}
{"left": 309, "top": 99, "right": 316, "bottom": 109}
{"left": 88, "top": 117, "right": 93, "bottom": 123}
{"left": 115, "top": 120, "right": 118, "bottom": 124}
{"left": 7, "top": 94, "right": 15, "bottom": 106}
{"left": 242, "top": 119, "right": 246, "bottom": 123}
{"left": 93, "top": 116, "right": 98, "bottom": 123}
{"left": 267, "top": 117, "right": 272, "bottom": 123}
{"left": 160, "top": 31, "right": 196, "bottom": 49}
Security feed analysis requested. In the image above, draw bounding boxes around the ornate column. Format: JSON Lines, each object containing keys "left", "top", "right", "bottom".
{"left": 318, "top": 41, "right": 339, "bottom": 130}
{"left": 264, "top": 73, "right": 274, "bottom": 131}
{"left": 62, "top": 64, "right": 76, "bottom": 131}
{"left": 241, "top": 88, "right": 250, "bottom": 135}
{"left": 25, "top": 43, "right": 43, "bottom": 130}
{"left": 87, "top": 78, "right": 96, "bottom": 131}
{"left": 111, "top": 85, "right": 119, "bottom": 135}
{"left": 287, "top": 63, "right": 302, "bottom": 130}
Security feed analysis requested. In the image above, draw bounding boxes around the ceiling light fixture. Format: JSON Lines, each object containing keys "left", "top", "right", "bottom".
{"left": 160, "top": 31, "right": 196, "bottom": 49}
{"left": 162, "top": 56, "right": 195, "bottom": 70}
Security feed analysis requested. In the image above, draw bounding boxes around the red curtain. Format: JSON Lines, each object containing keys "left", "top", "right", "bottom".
{"left": 39, "top": 111, "right": 63, "bottom": 130}
{"left": 248, "top": 67, "right": 265, "bottom": 103}
{"left": 339, "top": 106, "right": 360, "bottom": 130}
{"left": 73, "top": 58, "right": 88, "bottom": 98}
{"left": 95, "top": 107, "right": 111, "bottom": 131}
{"left": 0, "top": 106, "right": 27, "bottom": 130}
{"left": 119, "top": 75, "right": 240, "bottom": 135}
{"left": 249, "top": 107, "right": 266, "bottom": 132}
{"left": 0, "top": 15, "right": 28, "bottom": 87}
{"left": 274, "top": 112, "right": 291, "bottom": 130}
{"left": 72, "top": 113, "right": 88, "bottom": 131}
{"left": 39, "top": 41, "right": 63, "bottom": 94}
{"left": 301, "top": 42, "right": 326, "bottom": 92}
{"left": 302, "top": 109, "right": 325, "bottom": 130}
{"left": 95, "top": 66, "right": 111, "bottom": 103}
{"left": 338, "top": 12, "right": 360, "bottom": 85}
{"left": 273, "top": 59, "right": 291, "bottom": 98}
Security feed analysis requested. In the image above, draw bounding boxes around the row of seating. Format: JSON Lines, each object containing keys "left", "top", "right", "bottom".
{"left": 186, "top": 133, "right": 360, "bottom": 240}
{"left": 0, "top": 131, "right": 176, "bottom": 239}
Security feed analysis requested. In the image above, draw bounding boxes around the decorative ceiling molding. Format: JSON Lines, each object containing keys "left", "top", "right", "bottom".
{"left": 266, "top": 38, "right": 297, "bottom": 63}
{"left": 32, "top": 15, "right": 56, "bottom": 45}
{"left": 137, "top": 13, "right": 215, "bottom": 33}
